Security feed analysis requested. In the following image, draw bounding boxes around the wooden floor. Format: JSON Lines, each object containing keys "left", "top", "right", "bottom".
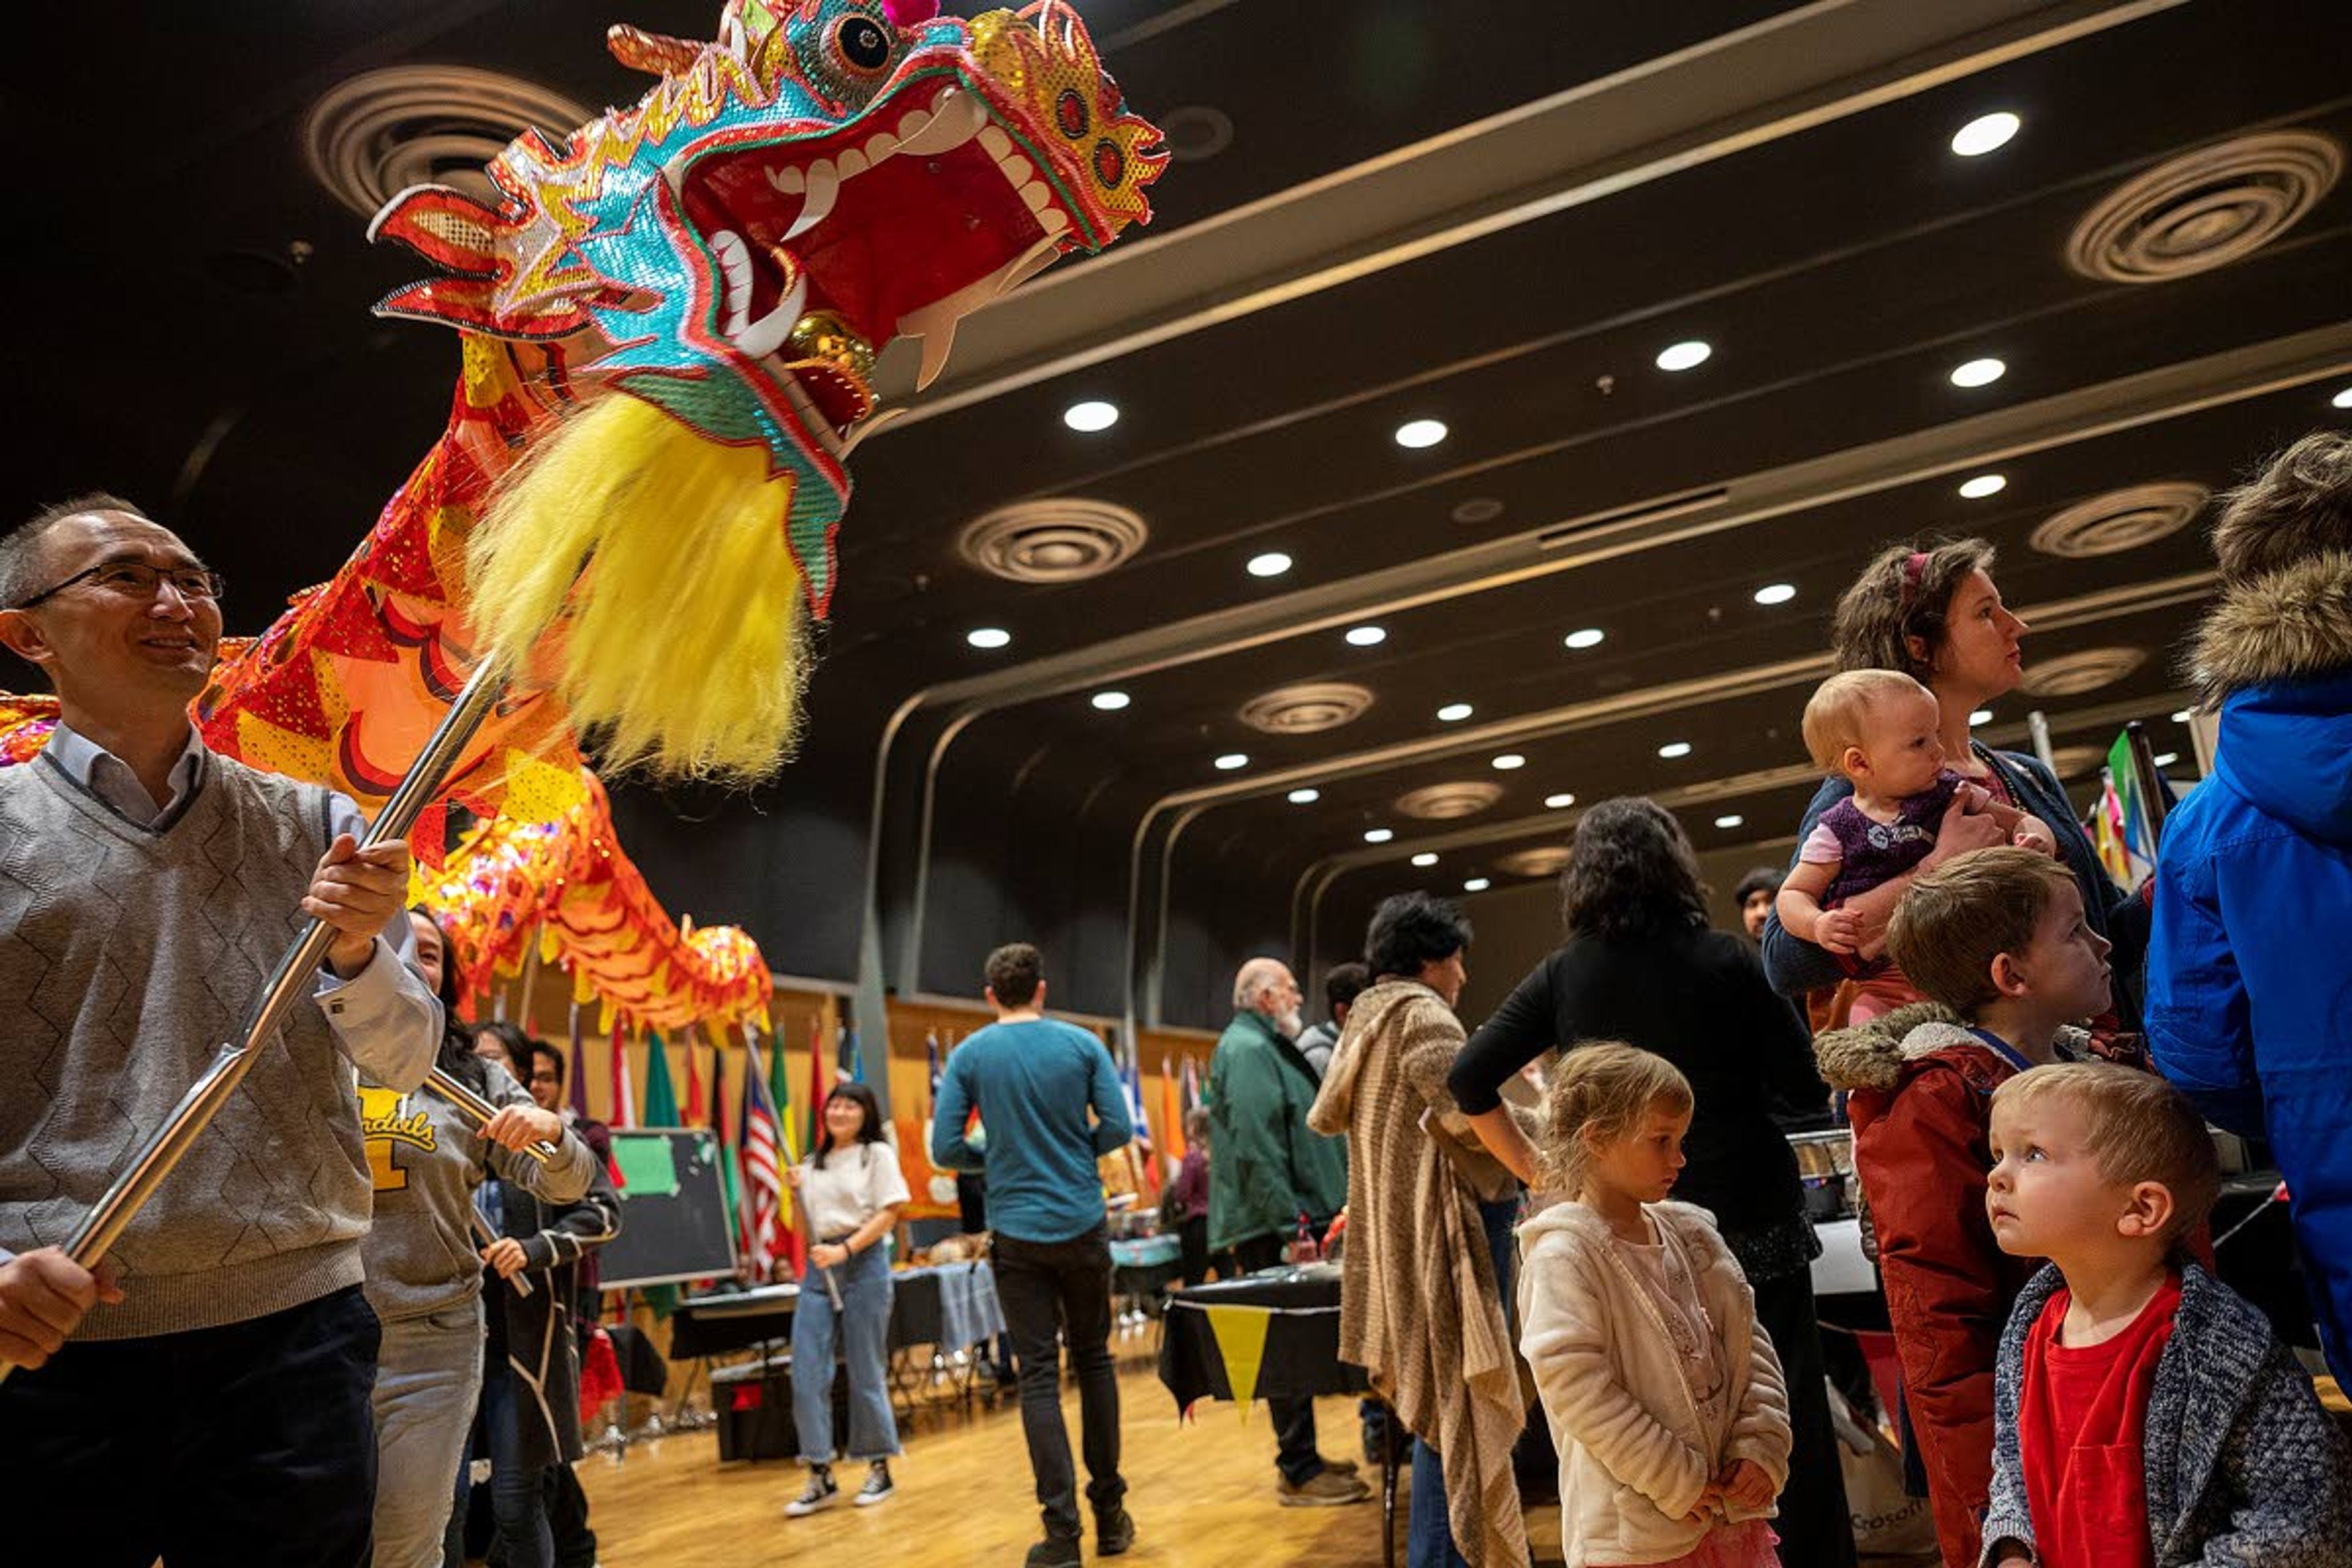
{"left": 579, "top": 1335, "right": 1563, "bottom": 1566}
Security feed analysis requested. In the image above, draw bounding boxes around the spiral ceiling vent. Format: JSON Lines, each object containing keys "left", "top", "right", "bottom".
{"left": 2065, "top": 131, "right": 2341, "bottom": 284}
{"left": 305, "top": 66, "right": 591, "bottom": 218}
{"left": 958, "top": 499, "right": 1150, "bottom": 582}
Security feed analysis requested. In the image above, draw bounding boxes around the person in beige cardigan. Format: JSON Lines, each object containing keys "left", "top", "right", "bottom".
{"left": 1308, "top": 892, "right": 1531, "bottom": 1568}
{"left": 1518, "top": 1046, "right": 1791, "bottom": 1568}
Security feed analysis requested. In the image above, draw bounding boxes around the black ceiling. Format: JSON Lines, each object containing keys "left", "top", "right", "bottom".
{"left": 10, "top": 0, "right": 2352, "bottom": 1030}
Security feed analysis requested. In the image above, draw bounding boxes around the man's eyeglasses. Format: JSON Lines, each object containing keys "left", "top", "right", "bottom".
{"left": 10, "top": 560, "right": 227, "bottom": 611}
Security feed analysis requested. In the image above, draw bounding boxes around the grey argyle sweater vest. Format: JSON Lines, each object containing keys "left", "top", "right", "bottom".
{"left": 0, "top": 748, "right": 371, "bottom": 1339}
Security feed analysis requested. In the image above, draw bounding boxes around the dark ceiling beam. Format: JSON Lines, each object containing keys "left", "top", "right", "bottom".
{"left": 870, "top": 0, "right": 2186, "bottom": 417}
{"left": 1291, "top": 682, "right": 2198, "bottom": 966}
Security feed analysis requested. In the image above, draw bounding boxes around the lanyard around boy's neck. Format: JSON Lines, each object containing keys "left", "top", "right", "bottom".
{"left": 1967, "top": 1027, "right": 2076, "bottom": 1074}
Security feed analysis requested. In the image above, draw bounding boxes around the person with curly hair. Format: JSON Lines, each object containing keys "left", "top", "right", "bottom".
{"left": 1448, "top": 799, "right": 1854, "bottom": 1568}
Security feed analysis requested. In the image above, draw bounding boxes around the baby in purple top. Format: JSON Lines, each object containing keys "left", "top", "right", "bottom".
{"left": 1778, "top": 670, "right": 2056, "bottom": 960}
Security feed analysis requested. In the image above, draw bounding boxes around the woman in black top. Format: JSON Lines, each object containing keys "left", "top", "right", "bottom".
{"left": 1448, "top": 797, "right": 1856, "bottom": 1568}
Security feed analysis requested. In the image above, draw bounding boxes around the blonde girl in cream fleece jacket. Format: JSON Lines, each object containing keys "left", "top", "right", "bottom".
{"left": 1518, "top": 1046, "right": 1792, "bottom": 1568}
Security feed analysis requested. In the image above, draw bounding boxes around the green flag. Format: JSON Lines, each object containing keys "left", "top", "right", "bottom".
{"left": 641, "top": 1030, "right": 680, "bottom": 1125}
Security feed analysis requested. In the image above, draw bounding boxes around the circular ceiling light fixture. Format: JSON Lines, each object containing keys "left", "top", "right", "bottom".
{"left": 1393, "top": 418, "right": 1449, "bottom": 449}
{"left": 1752, "top": 583, "right": 1796, "bottom": 606}
{"left": 1062, "top": 399, "right": 1119, "bottom": 432}
{"left": 1714, "top": 814, "right": 1745, "bottom": 829}
{"left": 2028, "top": 481, "right": 2209, "bottom": 559}
{"left": 1238, "top": 682, "right": 1374, "bottom": 736}
{"left": 1970, "top": 708, "right": 1994, "bottom": 726}
{"left": 1091, "top": 690, "right": 1131, "bottom": 711}
{"left": 1544, "top": 793, "right": 1576, "bottom": 810}
{"left": 2065, "top": 130, "right": 2342, "bottom": 284}
{"left": 966, "top": 627, "right": 1011, "bottom": 649}
{"left": 1491, "top": 754, "right": 1527, "bottom": 771}
{"left": 1950, "top": 110, "right": 2022, "bottom": 157}
{"left": 1213, "top": 752, "right": 1250, "bottom": 771}
{"left": 2333, "top": 385, "right": 2352, "bottom": 410}
{"left": 1958, "top": 473, "right": 2008, "bottom": 499}
{"left": 1410, "top": 852, "right": 1439, "bottom": 868}
{"left": 1344, "top": 625, "right": 1387, "bottom": 647}
{"left": 1245, "top": 551, "right": 1292, "bottom": 578}
{"left": 2153, "top": 752, "right": 2180, "bottom": 767}
{"left": 1462, "top": 877, "right": 1491, "bottom": 892}
{"left": 1287, "top": 788, "right": 1320, "bottom": 804}
{"left": 1394, "top": 781, "right": 1503, "bottom": 820}
{"left": 1450, "top": 497, "right": 1506, "bottom": 524}
{"left": 1950, "top": 357, "right": 2007, "bottom": 388}
{"left": 1657, "top": 741, "right": 1693, "bottom": 759}
{"left": 1157, "top": 104, "right": 1235, "bottom": 163}
{"left": 1563, "top": 628, "right": 1605, "bottom": 650}
{"left": 1436, "top": 702, "right": 1474, "bottom": 723}
{"left": 1654, "top": 340, "right": 1713, "bottom": 372}
{"left": 1363, "top": 827, "right": 1393, "bottom": 844}
{"left": 959, "top": 497, "right": 1148, "bottom": 582}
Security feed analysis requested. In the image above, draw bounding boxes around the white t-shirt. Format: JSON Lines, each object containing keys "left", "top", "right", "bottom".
{"left": 799, "top": 1142, "right": 911, "bottom": 1241}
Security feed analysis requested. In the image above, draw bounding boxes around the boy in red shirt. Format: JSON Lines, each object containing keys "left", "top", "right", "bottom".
{"left": 1981, "top": 1064, "right": 2348, "bottom": 1567}
{"left": 1815, "top": 847, "right": 2117, "bottom": 1568}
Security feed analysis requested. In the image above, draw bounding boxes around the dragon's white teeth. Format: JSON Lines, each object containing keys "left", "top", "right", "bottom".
{"left": 785, "top": 163, "right": 840, "bottom": 241}
{"left": 733, "top": 271, "right": 809, "bottom": 360}
{"left": 1038, "top": 207, "right": 1070, "bottom": 235}
{"left": 1004, "top": 232, "right": 1065, "bottom": 289}
{"left": 977, "top": 126, "right": 1012, "bottom": 160}
{"left": 865, "top": 129, "right": 898, "bottom": 163}
{"left": 714, "top": 229, "right": 755, "bottom": 335}
{"left": 836, "top": 147, "right": 869, "bottom": 179}
{"left": 914, "top": 315, "right": 957, "bottom": 390}
{"left": 764, "top": 165, "right": 805, "bottom": 196}
{"left": 895, "top": 88, "right": 985, "bottom": 156}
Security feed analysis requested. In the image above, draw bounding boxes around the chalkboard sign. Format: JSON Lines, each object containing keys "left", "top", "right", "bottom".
{"left": 597, "top": 1128, "right": 739, "bottom": 1291}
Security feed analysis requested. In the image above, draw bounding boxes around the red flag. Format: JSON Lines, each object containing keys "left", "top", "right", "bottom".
{"left": 807, "top": 1014, "right": 828, "bottom": 1155}
{"left": 683, "top": 1024, "right": 707, "bottom": 1126}
{"left": 740, "top": 1033, "right": 797, "bottom": 1276}
{"left": 608, "top": 1024, "right": 636, "bottom": 1132}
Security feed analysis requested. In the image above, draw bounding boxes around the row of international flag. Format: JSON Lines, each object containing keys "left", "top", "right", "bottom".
{"left": 546, "top": 1008, "right": 1209, "bottom": 1286}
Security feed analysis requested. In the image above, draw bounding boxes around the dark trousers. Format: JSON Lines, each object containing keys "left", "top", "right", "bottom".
{"left": 1752, "top": 1266, "right": 1860, "bottom": 1568}
{"left": 545, "top": 1463, "right": 597, "bottom": 1568}
{"left": 1232, "top": 1231, "right": 1324, "bottom": 1485}
{"left": 0, "top": 1283, "right": 381, "bottom": 1567}
{"left": 991, "top": 1225, "right": 1126, "bottom": 1540}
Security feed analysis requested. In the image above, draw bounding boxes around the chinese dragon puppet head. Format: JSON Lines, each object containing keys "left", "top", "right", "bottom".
{"left": 198, "top": 0, "right": 1163, "bottom": 803}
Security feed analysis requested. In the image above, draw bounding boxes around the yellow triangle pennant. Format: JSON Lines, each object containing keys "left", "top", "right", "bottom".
{"left": 1202, "top": 1304, "right": 1275, "bottom": 1417}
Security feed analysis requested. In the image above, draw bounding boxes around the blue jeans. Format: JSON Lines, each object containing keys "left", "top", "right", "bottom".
{"left": 792, "top": 1243, "right": 900, "bottom": 1462}
{"left": 368, "top": 1299, "right": 483, "bottom": 1568}
{"left": 1408, "top": 1196, "right": 1522, "bottom": 1568}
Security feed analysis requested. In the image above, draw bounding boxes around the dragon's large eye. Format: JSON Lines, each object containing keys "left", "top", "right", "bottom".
{"left": 835, "top": 15, "right": 892, "bottom": 74}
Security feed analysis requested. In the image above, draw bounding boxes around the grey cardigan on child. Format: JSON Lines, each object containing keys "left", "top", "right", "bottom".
{"left": 1980, "top": 1262, "right": 2350, "bottom": 1567}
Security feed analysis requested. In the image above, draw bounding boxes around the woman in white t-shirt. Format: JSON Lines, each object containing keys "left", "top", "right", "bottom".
{"left": 782, "top": 1082, "right": 910, "bottom": 1518}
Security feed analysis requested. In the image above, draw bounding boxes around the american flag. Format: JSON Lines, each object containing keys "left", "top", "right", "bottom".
{"left": 739, "top": 1030, "right": 792, "bottom": 1276}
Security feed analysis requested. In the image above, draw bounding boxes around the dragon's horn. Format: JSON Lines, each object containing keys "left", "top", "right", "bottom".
{"left": 608, "top": 23, "right": 703, "bottom": 76}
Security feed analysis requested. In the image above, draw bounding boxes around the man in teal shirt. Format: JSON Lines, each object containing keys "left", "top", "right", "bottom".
{"left": 931, "top": 943, "right": 1134, "bottom": 1567}
{"left": 1206, "top": 957, "right": 1362, "bottom": 1506}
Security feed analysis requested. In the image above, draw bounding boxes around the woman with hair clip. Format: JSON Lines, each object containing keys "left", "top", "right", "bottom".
{"left": 782, "top": 1080, "right": 910, "bottom": 1518}
{"left": 1760, "top": 538, "right": 2144, "bottom": 1026}
{"left": 1448, "top": 800, "right": 1855, "bottom": 1568}
{"left": 360, "top": 909, "right": 597, "bottom": 1568}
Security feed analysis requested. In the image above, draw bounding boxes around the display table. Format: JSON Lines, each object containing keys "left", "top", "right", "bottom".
{"left": 1159, "top": 1267, "right": 1399, "bottom": 1567}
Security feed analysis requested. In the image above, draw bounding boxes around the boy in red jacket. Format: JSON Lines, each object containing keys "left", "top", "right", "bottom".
{"left": 1812, "top": 847, "right": 2116, "bottom": 1568}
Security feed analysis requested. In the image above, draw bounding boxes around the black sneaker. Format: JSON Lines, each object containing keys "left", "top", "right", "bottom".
{"left": 1023, "top": 1536, "right": 1082, "bottom": 1567}
{"left": 855, "top": 1459, "right": 895, "bottom": 1507}
{"left": 783, "top": 1466, "right": 839, "bottom": 1517}
{"left": 1096, "top": 1504, "right": 1136, "bottom": 1556}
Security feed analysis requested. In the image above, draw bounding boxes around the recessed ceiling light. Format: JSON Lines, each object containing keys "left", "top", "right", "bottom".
{"left": 1246, "top": 551, "right": 1293, "bottom": 578}
{"left": 1411, "top": 852, "right": 1439, "bottom": 867}
{"left": 1950, "top": 111, "right": 2021, "bottom": 157}
{"left": 1714, "top": 814, "right": 1745, "bottom": 829}
{"left": 1654, "top": 339, "right": 1713, "bottom": 372}
{"left": 1544, "top": 793, "right": 1575, "bottom": 809}
{"left": 1657, "top": 741, "right": 1693, "bottom": 759}
{"left": 2171, "top": 709, "right": 2194, "bottom": 723}
{"left": 2152, "top": 752, "right": 2179, "bottom": 767}
{"left": 1462, "top": 877, "right": 1491, "bottom": 893}
{"left": 1958, "top": 473, "right": 2008, "bottom": 499}
{"left": 1436, "top": 702, "right": 1474, "bottom": 722}
{"left": 1213, "top": 752, "right": 1248, "bottom": 771}
{"left": 1063, "top": 399, "right": 1120, "bottom": 432}
{"left": 1970, "top": 709, "right": 1994, "bottom": 726}
{"left": 2333, "top": 385, "right": 2352, "bottom": 410}
{"left": 1491, "top": 754, "right": 1527, "bottom": 771}
{"left": 1393, "top": 418, "right": 1448, "bottom": 449}
{"left": 1752, "top": 583, "right": 1796, "bottom": 606}
{"left": 1091, "top": 690, "right": 1131, "bottom": 711}
{"left": 1344, "top": 625, "right": 1387, "bottom": 647}
{"left": 1363, "top": 827, "right": 1393, "bottom": 843}
{"left": 966, "top": 627, "right": 1011, "bottom": 649}
{"left": 1950, "top": 357, "right": 2007, "bottom": 388}
{"left": 1287, "top": 788, "right": 1320, "bottom": 804}
{"left": 1563, "top": 628, "right": 1605, "bottom": 650}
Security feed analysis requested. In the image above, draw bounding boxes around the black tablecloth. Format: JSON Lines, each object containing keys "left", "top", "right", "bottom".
{"left": 1158, "top": 1267, "right": 1367, "bottom": 1409}
{"left": 669, "top": 1269, "right": 969, "bottom": 1361}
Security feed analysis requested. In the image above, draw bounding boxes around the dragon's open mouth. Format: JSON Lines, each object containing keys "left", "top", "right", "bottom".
{"left": 680, "top": 75, "right": 1074, "bottom": 458}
